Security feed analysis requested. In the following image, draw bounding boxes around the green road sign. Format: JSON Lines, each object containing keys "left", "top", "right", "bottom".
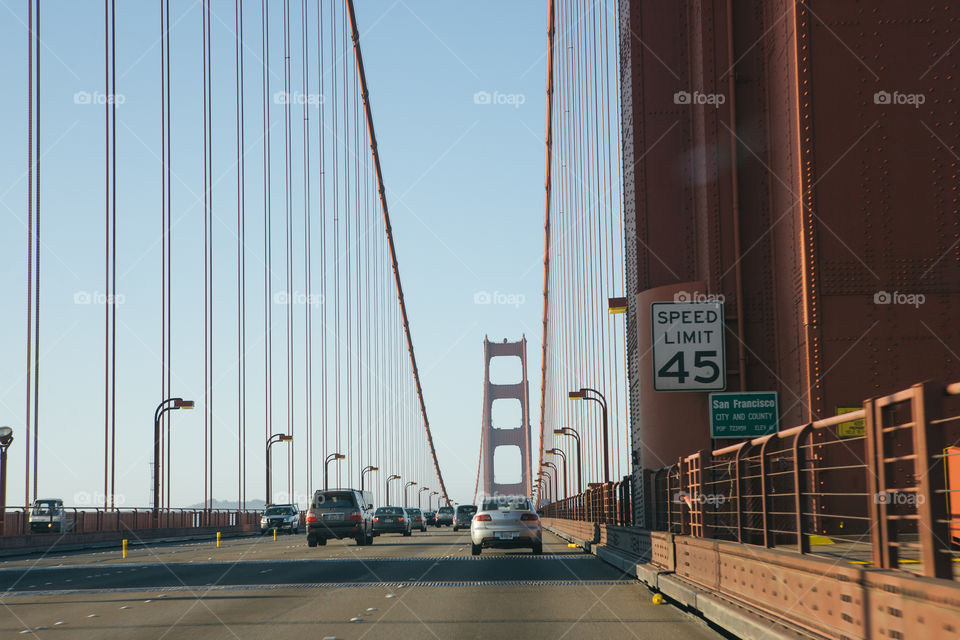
{"left": 710, "top": 392, "right": 779, "bottom": 439}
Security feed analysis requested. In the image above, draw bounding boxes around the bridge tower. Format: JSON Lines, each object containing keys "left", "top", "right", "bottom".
{"left": 481, "top": 337, "right": 531, "bottom": 498}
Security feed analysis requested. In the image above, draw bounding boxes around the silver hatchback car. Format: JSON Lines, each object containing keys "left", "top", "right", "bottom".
{"left": 469, "top": 496, "right": 542, "bottom": 555}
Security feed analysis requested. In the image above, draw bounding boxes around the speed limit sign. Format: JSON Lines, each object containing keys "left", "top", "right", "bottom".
{"left": 650, "top": 301, "right": 726, "bottom": 392}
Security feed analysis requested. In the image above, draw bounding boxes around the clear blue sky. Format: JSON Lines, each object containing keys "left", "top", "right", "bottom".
{"left": 0, "top": 1, "right": 548, "bottom": 508}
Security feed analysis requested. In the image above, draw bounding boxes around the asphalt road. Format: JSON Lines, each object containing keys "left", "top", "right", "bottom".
{"left": 0, "top": 528, "right": 724, "bottom": 639}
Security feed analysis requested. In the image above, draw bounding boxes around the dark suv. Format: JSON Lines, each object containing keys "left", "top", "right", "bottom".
{"left": 436, "top": 505, "right": 454, "bottom": 527}
{"left": 453, "top": 504, "right": 477, "bottom": 531}
{"left": 260, "top": 504, "right": 300, "bottom": 534}
{"left": 305, "top": 489, "right": 375, "bottom": 547}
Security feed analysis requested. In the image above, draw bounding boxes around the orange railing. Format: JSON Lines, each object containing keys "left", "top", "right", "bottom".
{"left": 544, "top": 379, "right": 960, "bottom": 581}
{"left": 0, "top": 508, "right": 262, "bottom": 537}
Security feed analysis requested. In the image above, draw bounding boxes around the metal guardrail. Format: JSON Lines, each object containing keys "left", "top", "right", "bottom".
{"left": 0, "top": 508, "right": 262, "bottom": 536}
{"left": 541, "top": 380, "right": 960, "bottom": 581}
{"left": 540, "top": 477, "right": 632, "bottom": 526}
{"left": 645, "top": 380, "right": 960, "bottom": 580}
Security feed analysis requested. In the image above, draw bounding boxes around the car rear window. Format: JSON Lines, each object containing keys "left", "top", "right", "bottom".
{"left": 375, "top": 507, "right": 403, "bottom": 515}
{"left": 313, "top": 492, "right": 356, "bottom": 509}
{"left": 456, "top": 505, "right": 477, "bottom": 516}
{"left": 481, "top": 498, "right": 531, "bottom": 511}
{"left": 265, "top": 506, "right": 294, "bottom": 515}
{"left": 438, "top": 507, "right": 454, "bottom": 514}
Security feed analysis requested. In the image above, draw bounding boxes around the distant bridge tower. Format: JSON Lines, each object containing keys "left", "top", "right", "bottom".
{"left": 481, "top": 337, "right": 531, "bottom": 498}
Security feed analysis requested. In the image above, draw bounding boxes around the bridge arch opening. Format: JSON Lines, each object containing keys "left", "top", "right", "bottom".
{"left": 491, "top": 398, "right": 522, "bottom": 430}
{"left": 493, "top": 445, "right": 522, "bottom": 486}
{"left": 488, "top": 356, "right": 523, "bottom": 385}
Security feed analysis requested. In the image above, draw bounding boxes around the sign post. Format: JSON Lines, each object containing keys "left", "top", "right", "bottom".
{"left": 710, "top": 392, "right": 779, "bottom": 438}
{"left": 650, "top": 301, "right": 726, "bottom": 392}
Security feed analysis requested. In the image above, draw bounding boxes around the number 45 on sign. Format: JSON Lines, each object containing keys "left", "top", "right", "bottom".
{"left": 650, "top": 301, "right": 726, "bottom": 392}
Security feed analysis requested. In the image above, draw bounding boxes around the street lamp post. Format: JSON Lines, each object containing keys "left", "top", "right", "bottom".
{"left": 153, "top": 398, "right": 194, "bottom": 522}
{"left": 569, "top": 388, "right": 609, "bottom": 484}
{"left": 553, "top": 427, "right": 583, "bottom": 496}
{"left": 536, "top": 476, "right": 548, "bottom": 509}
{"left": 403, "top": 481, "right": 417, "bottom": 508}
{"left": 541, "top": 462, "right": 558, "bottom": 507}
{"left": 360, "top": 465, "right": 379, "bottom": 492}
{"left": 386, "top": 475, "right": 401, "bottom": 504}
{"left": 537, "top": 470, "right": 553, "bottom": 503}
{"left": 546, "top": 448, "right": 568, "bottom": 501}
{"left": 266, "top": 433, "right": 293, "bottom": 505}
{"left": 418, "top": 487, "right": 429, "bottom": 509}
{"left": 324, "top": 453, "right": 345, "bottom": 490}
{"left": 0, "top": 427, "right": 13, "bottom": 536}
{"left": 429, "top": 491, "right": 439, "bottom": 512}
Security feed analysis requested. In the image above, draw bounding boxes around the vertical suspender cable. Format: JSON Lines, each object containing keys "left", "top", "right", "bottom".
{"left": 316, "top": 0, "right": 327, "bottom": 492}
{"left": 236, "top": 0, "right": 246, "bottom": 510}
{"left": 342, "top": 4, "right": 351, "bottom": 487}
{"left": 33, "top": 0, "right": 41, "bottom": 505}
{"left": 262, "top": 0, "right": 273, "bottom": 500}
{"left": 25, "top": 0, "right": 35, "bottom": 510}
{"left": 331, "top": 0, "right": 341, "bottom": 487}
{"left": 103, "top": 0, "right": 110, "bottom": 512}
{"left": 282, "top": 0, "right": 293, "bottom": 500}
{"left": 159, "top": 0, "right": 167, "bottom": 511}
{"left": 164, "top": 0, "right": 173, "bottom": 510}
{"left": 109, "top": 0, "right": 118, "bottom": 510}
{"left": 202, "top": 0, "right": 208, "bottom": 512}
{"left": 301, "top": 0, "right": 311, "bottom": 500}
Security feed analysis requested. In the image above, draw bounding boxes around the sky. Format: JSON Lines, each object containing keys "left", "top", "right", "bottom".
{"left": 0, "top": 1, "right": 549, "bottom": 509}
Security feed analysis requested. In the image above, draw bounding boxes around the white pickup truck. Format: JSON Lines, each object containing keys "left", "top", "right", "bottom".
{"left": 29, "top": 498, "right": 74, "bottom": 534}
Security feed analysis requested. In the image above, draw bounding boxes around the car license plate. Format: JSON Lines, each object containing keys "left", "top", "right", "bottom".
{"left": 383, "top": 518, "right": 393, "bottom": 523}
{"left": 496, "top": 532, "right": 516, "bottom": 540}
{"left": 325, "top": 513, "right": 343, "bottom": 521}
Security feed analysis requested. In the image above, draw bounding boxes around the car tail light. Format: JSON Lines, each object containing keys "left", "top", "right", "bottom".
{"left": 373, "top": 517, "right": 380, "bottom": 522}
{"left": 306, "top": 514, "right": 317, "bottom": 523}
{"left": 474, "top": 514, "right": 492, "bottom": 522}
{"left": 349, "top": 510, "right": 362, "bottom": 522}
{"left": 397, "top": 517, "right": 405, "bottom": 522}
{"left": 521, "top": 513, "right": 539, "bottom": 521}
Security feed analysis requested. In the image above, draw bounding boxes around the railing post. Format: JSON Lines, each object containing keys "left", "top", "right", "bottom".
{"left": 865, "top": 396, "right": 895, "bottom": 569}
{"left": 912, "top": 381, "right": 952, "bottom": 579}
{"left": 734, "top": 444, "right": 748, "bottom": 543}
{"left": 759, "top": 437, "right": 774, "bottom": 548}
{"left": 793, "top": 425, "right": 813, "bottom": 553}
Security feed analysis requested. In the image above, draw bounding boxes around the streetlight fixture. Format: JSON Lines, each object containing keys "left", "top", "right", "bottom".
{"left": 418, "top": 487, "right": 430, "bottom": 509}
{"left": 537, "top": 470, "right": 551, "bottom": 503}
{"left": 266, "top": 433, "right": 293, "bottom": 505}
{"left": 403, "top": 481, "right": 417, "bottom": 508}
{"left": 553, "top": 427, "right": 583, "bottom": 496}
{"left": 0, "top": 426, "right": 13, "bottom": 535}
{"left": 568, "top": 388, "right": 610, "bottom": 484}
{"left": 386, "top": 474, "right": 401, "bottom": 504}
{"left": 540, "top": 460, "right": 560, "bottom": 501}
{"left": 546, "top": 448, "right": 568, "bottom": 501}
{"left": 360, "top": 465, "right": 379, "bottom": 492}
{"left": 324, "top": 452, "right": 345, "bottom": 490}
{"left": 429, "top": 491, "right": 439, "bottom": 512}
{"left": 153, "top": 397, "right": 194, "bottom": 521}
{"left": 535, "top": 476, "right": 548, "bottom": 507}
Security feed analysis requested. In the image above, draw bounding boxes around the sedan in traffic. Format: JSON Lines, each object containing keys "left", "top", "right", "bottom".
{"left": 406, "top": 508, "right": 427, "bottom": 532}
{"left": 470, "top": 496, "right": 542, "bottom": 555}
{"left": 372, "top": 506, "right": 412, "bottom": 537}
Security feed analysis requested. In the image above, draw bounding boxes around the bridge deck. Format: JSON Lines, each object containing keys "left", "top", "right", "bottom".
{"left": 0, "top": 530, "right": 723, "bottom": 639}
